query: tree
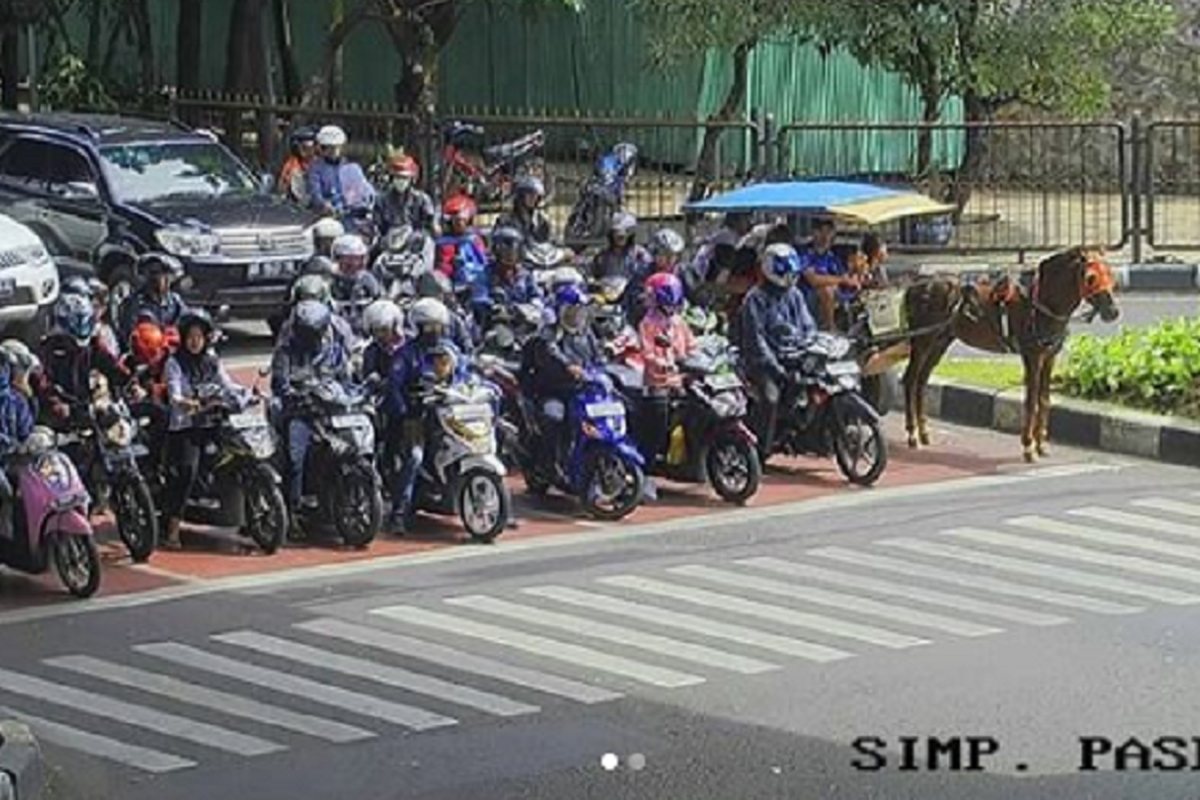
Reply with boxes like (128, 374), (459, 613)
(176, 0), (203, 97)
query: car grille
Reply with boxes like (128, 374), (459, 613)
(215, 227), (310, 260)
(0, 250), (24, 268)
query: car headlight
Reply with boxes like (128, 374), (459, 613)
(156, 226), (219, 257)
(14, 243), (49, 264)
(0, 771), (15, 800)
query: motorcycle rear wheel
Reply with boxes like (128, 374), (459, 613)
(336, 468), (382, 549)
(580, 449), (644, 522)
(53, 535), (101, 599)
(458, 468), (509, 543)
(242, 464), (288, 555)
(114, 477), (159, 564)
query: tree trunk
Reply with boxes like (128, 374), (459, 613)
(223, 0), (271, 162)
(271, 0), (301, 100)
(303, 0), (374, 107)
(0, 26), (17, 110)
(688, 40), (753, 204)
(132, 0), (155, 95)
(176, 0), (202, 106)
(86, 0), (103, 69)
(948, 90), (992, 220)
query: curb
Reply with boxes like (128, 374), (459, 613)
(887, 261), (1200, 293)
(893, 377), (1200, 468)
(0, 719), (43, 800)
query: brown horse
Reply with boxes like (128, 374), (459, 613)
(901, 247), (1120, 462)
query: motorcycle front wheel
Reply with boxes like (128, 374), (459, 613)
(706, 433), (762, 505)
(113, 476), (159, 564)
(53, 534), (101, 598)
(833, 413), (889, 487)
(580, 449), (644, 521)
(335, 466), (382, 549)
(458, 468), (510, 543)
(242, 464), (288, 555)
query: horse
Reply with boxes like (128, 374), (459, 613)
(900, 247), (1120, 462)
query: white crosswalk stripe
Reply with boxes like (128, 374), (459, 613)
(598, 575), (930, 649)
(1131, 497), (1200, 520)
(1069, 507), (1200, 540)
(43, 655), (374, 743)
(444, 595), (777, 674)
(880, 538), (1197, 604)
(1008, 516), (1200, 562)
(0, 668), (282, 756)
(667, 565), (1003, 637)
(213, 631), (541, 717)
(295, 618), (621, 704)
(738, 556), (1077, 623)
(520, 586), (852, 662)
(136, 642), (457, 731)
(2, 706), (197, 774)
(370, 605), (705, 688)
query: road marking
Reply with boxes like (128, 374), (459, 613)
(738, 556), (1074, 624)
(598, 576), (929, 649)
(213, 631), (539, 718)
(0, 668), (281, 756)
(370, 605), (704, 688)
(1131, 498), (1200, 520)
(444, 595), (777, 674)
(521, 586), (851, 662)
(1009, 516), (1200, 562)
(1068, 508), (1200, 540)
(880, 538), (1196, 604)
(135, 642), (457, 731)
(296, 618), (620, 704)
(943, 527), (1200, 586)
(43, 655), (373, 743)
(668, 564), (1002, 637)
(808, 547), (1137, 615)
(1, 706), (196, 774)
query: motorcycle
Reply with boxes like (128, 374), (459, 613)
(374, 225), (435, 303)
(0, 427), (99, 598)
(753, 330), (889, 486)
(566, 142), (638, 241)
(53, 373), (159, 564)
(609, 335), (761, 504)
(280, 374), (382, 548)
(476, 295), (546, 466)
(440, 121), (546, 208)
(515, 367), (644, 521)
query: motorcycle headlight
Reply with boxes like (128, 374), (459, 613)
(105, 419), (135, 448)
(156, 226), (219, 257)
(240, 426), (275, 459)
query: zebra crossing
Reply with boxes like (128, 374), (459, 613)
(7, 492), (1200, 776)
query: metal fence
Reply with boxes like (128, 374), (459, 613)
(1144, 120), (1200, 250)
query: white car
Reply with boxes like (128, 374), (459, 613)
(0, 213), (58, 339)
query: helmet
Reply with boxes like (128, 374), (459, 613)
(291, 274), (332, 305)
(177, 308), (215, 341)
(316, 125), (347, 148)
(491, 225), (524, 262)
(649, 228), (685, 259)
(645, 272), (684, 313)
(548, 266), (584, 291)
(289, 126), (317, 147)
(514, 175), (545, 198)
(553, 282), (589, 333)
(54, 293), (96, 345)
(429, 343), (458, 383)
(363, 299), (403, 339)
(301, 255), (338, 280)
(313, 217), (345, 241)
(443, 194), (477, 221)
(138, 252), (184, 280)
(609, 211), (637, 237)
(331, 234), (369, 261)
(387, 153), (419, 179)
(0, 339), (39, 376)
(763, 243), (802, 288)
(292, 299), (332, 342)
(60, 276), (93, 297)
(410, 297), (451, 331)
(130, 321), (169, 365)
(612, 143), (638, 171)
(416, 270), (452, 300)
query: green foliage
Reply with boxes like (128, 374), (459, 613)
(630, 0), (821, 65)
(40, 51), (117, 112)
(1059, 317), (1200, 418)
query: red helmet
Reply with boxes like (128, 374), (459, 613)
(388, 153), (419, 179)
(131, 322), (172, 366)
(443, 194), (477, 221)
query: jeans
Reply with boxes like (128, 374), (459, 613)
(749, 374), (782, 461)
(393, 417), (425, 518)
(287, 418), (314, 508)
(162, 428), (208, 519)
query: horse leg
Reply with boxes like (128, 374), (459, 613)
(1020, 352), (1041, 463)
(902, 340), (927, 449)
(915, 334), (954, 446)
(1036, 354), (1055, 457)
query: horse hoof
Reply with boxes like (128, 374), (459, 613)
(1023, 449), (1038, 464)
(907, 435), (921, 450)
(918, 431), (932, 447)
(1036, 443), (1050, 458)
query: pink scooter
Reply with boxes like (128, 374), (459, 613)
(0, 427), (99, 598)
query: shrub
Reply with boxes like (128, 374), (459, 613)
(1059, 317), (1200, 418)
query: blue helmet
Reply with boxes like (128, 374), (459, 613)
(54, 293), (96, 345)
(553, 282), (589, 333)
(763, 243), (802, 288)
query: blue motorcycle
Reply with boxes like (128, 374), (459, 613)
(516, 367), (645, 520)
(567, 143), (638, 241)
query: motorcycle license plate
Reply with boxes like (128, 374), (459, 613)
(331, 413), (370, 429)
(451, 404), (492, 422)
(706, 373), (742, 390)
(227, 412), (264, 430)
(827, 361), (860, 376)
(585, 401), (625, 418)
(247, 261), (295, 281)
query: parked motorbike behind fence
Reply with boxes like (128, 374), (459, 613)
(0, 427), (99, 598)
(53, 373), (159, 563)
(515, 366), (645, 521)
(566, 142), (638, 242)
(608, 334), (761, 504)
(440, 121), (546, 208)
(754, 330), (889, 486)
(278, 373), (382, 548)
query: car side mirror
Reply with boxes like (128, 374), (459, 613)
(177, 275), (195, 291)
(62, 181), (100, 202)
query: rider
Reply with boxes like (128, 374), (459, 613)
(117, 253), (187, 345)
(307, 125), (350, 216)
(629, 227), (686, 325)
(414, 271), (477, 355)
(376, 153), (439, 238)
(483, 225), (542, 326)
(436, 194), (489, 286)
(330, 233), (383, 325)
(270, 299), (354, 519)
(0, 342), (35, 520)
(161, 309), (249, 549)
(800, 216), (859, 331)
(686, 211), (754, 289)
(62, 276), (120, 356)
(387, 298), (467, 534)
(280, 126), (317, 206)
(496, 175), (552, 246)
(590, 211), (650, 281)
(737, 243), (817, 460)
(637, 272), (697, 464)
(0, 339), (40, 418)
(312, 217), (345, 259)
(128, 320), (178, 462)
(38, 294), (134, 429)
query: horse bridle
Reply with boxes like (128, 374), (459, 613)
(1029, 255), (1115, 325)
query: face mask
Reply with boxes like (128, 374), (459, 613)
(392, 177), (412, 193)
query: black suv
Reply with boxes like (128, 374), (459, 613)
(0, 112), (318, 320)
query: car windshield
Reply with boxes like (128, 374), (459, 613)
(98, 141), (258, 203)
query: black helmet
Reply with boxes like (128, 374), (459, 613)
(491, 225), (524, 262)
(416, 270), (452, 300)
(289, 125), (317, 147)
(177, 307), (215, 340)
(138, 252), (184, 279)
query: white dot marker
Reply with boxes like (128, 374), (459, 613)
(629, 753), (647, 771)
(601, 753), (619, 771)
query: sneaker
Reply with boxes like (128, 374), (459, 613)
(386, 512), (409, 536)
(642, 479), (659, 502)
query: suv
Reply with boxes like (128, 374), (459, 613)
(0, 212), (58, 339)
(0, 112), (317, 321)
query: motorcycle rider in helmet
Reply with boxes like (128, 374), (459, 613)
(330, 234), (383, 327)
(161, 308), (250, 549)
(496, 175), (551, 246)
(280, 126), (318, 205)
(436, 194), (489, 300)
(479, 225), (542, 331)
(629, 227), (687, 326)
(414, 270), (476, 355)
(376, 153), (439, 238)
(736, 243), (818, 461)
(308, 125), (350, 216)
(312, 217), (345, 259)
(590, 210), (651, 282)
(386, 297), (467, 534)
(270, 299), (354, 523)
(128, 320), (180, 465)
(0, 341), (35, 524)
(637, 272), (697, 461)
(62, 276), (120, 356)
(117, 252), (188, 345)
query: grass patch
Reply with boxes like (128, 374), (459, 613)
(932, 358), (1028, 391)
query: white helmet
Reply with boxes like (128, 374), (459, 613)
(410, 297), (451, 330)
(363, 299), (403, 337)
(762, 243), (802, 288)
(548, 266), (585, 291)
(0, 338), (39, 375)
(316, 125), (347, 147)
(331, 234), (369, 260)
(313, 217), (345, 240)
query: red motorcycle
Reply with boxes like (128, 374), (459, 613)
(440, 121), (546, 208)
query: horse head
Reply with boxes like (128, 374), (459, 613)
(1037, 247), (1120, 323)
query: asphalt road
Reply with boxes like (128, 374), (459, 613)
(5, 430), (1200, 800)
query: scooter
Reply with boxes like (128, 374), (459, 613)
(566, 142), (638, 241)
(0, 427), (99, 598)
